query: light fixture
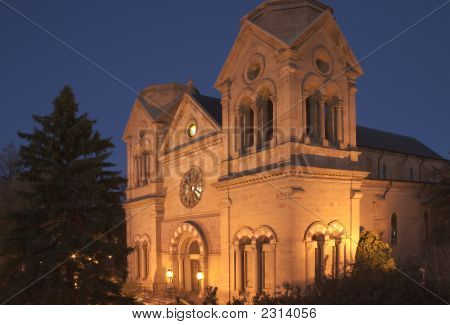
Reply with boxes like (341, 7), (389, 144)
(108, 255), (112, 259)
(196, 271), (204, 281)
(166, 268), (174, 283)
(71, 254), (76, 259)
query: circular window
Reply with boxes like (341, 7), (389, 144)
(187, 123), (197, 138)
(312, 46), (333, 76)
(244, 54), (265, 84)
(316, 59), (330, 74)
(180, 167), (204, 209)
(247, 62), (261, 81)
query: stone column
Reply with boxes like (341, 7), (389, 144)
(350, 190), (364, 263)
(252, 245), (258, 292)
(251, 101), (261, 152)
(318, 95), (327, 145)
(302, 92), (308, 140)
(135, 155), (140, 187)
(178, 256), (184, 290)
(270, 244), (276, 293)
(335, 99), (344, 146)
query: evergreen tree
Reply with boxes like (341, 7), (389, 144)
(0, 86), (135, 304)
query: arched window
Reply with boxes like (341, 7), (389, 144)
(325, 102), (334, 143)
(135, 242), (142, 279)
(424, 211), (429, 240)
(238, 237), (251, 290)
(391, 213), (398, 246)
(142, 242), (149, 279)
(240, 103), (254, 152)
(313, 233), (325, 281)
(260, 97), (274, 144)
(256, 236), (271, 292)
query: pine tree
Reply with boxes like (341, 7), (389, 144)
(0, 86), (135, 304)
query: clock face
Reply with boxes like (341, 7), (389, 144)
(180, 167), (204, 208)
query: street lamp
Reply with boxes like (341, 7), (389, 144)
(196, 271), (204, 281)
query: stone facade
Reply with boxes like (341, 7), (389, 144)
(122, 0), (445, 302)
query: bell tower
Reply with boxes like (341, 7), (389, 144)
(215, 0), (363, 177)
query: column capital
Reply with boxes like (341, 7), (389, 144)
(318, 95), (327, 105)
(250, 102), (261, 112)
(335, 99), (344, 110)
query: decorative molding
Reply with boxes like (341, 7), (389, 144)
(218, 198), (232, 209)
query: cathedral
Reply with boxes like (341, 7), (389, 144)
(122, 0), (445, 301)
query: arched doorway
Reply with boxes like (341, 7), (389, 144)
(168, 223), (208, 295)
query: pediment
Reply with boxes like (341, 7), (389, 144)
(291, 11), (363, 77)
(122, 99), (156, 142)
(215, 20), (289, 88)
(160, 93), (221, 155)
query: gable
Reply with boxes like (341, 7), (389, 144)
(291, 11), (363, 76)
(215, 20), (288, 88)
(160, 93), (221, 155)
(122, 100), (155, 141)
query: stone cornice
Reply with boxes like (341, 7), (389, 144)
(214, 165), (369, 190)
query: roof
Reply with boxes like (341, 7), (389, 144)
(357, 125), (443, 160)
(247, 0), (332, 44)
(192, 94), (222, 126)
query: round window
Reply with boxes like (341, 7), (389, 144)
(187, 123), (197, 138)
(312, 46), (333, 76)
(247, 62), (261, 81)
(316, 59), (330, 74)
(180, 167), (204, 208)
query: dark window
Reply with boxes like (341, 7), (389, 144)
(391, 213), (398, 246)
(410, 168), (414, 181)
(263, 99), (274, 143)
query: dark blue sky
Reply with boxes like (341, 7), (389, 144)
(1, 0), (449, 173)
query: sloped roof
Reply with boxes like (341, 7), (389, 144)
(192, 94), (222, 126)
(357, 126), (442, 160)
(246, 0), (333, 44)
(137, 82), (191, 122)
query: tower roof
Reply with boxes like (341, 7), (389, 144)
(245, 0), (334, 44)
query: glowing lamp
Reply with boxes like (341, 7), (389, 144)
(166, 269), (174, 280)
(196, 271), (204, 281)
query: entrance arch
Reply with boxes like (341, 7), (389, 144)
(169, 222), (208, 295)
